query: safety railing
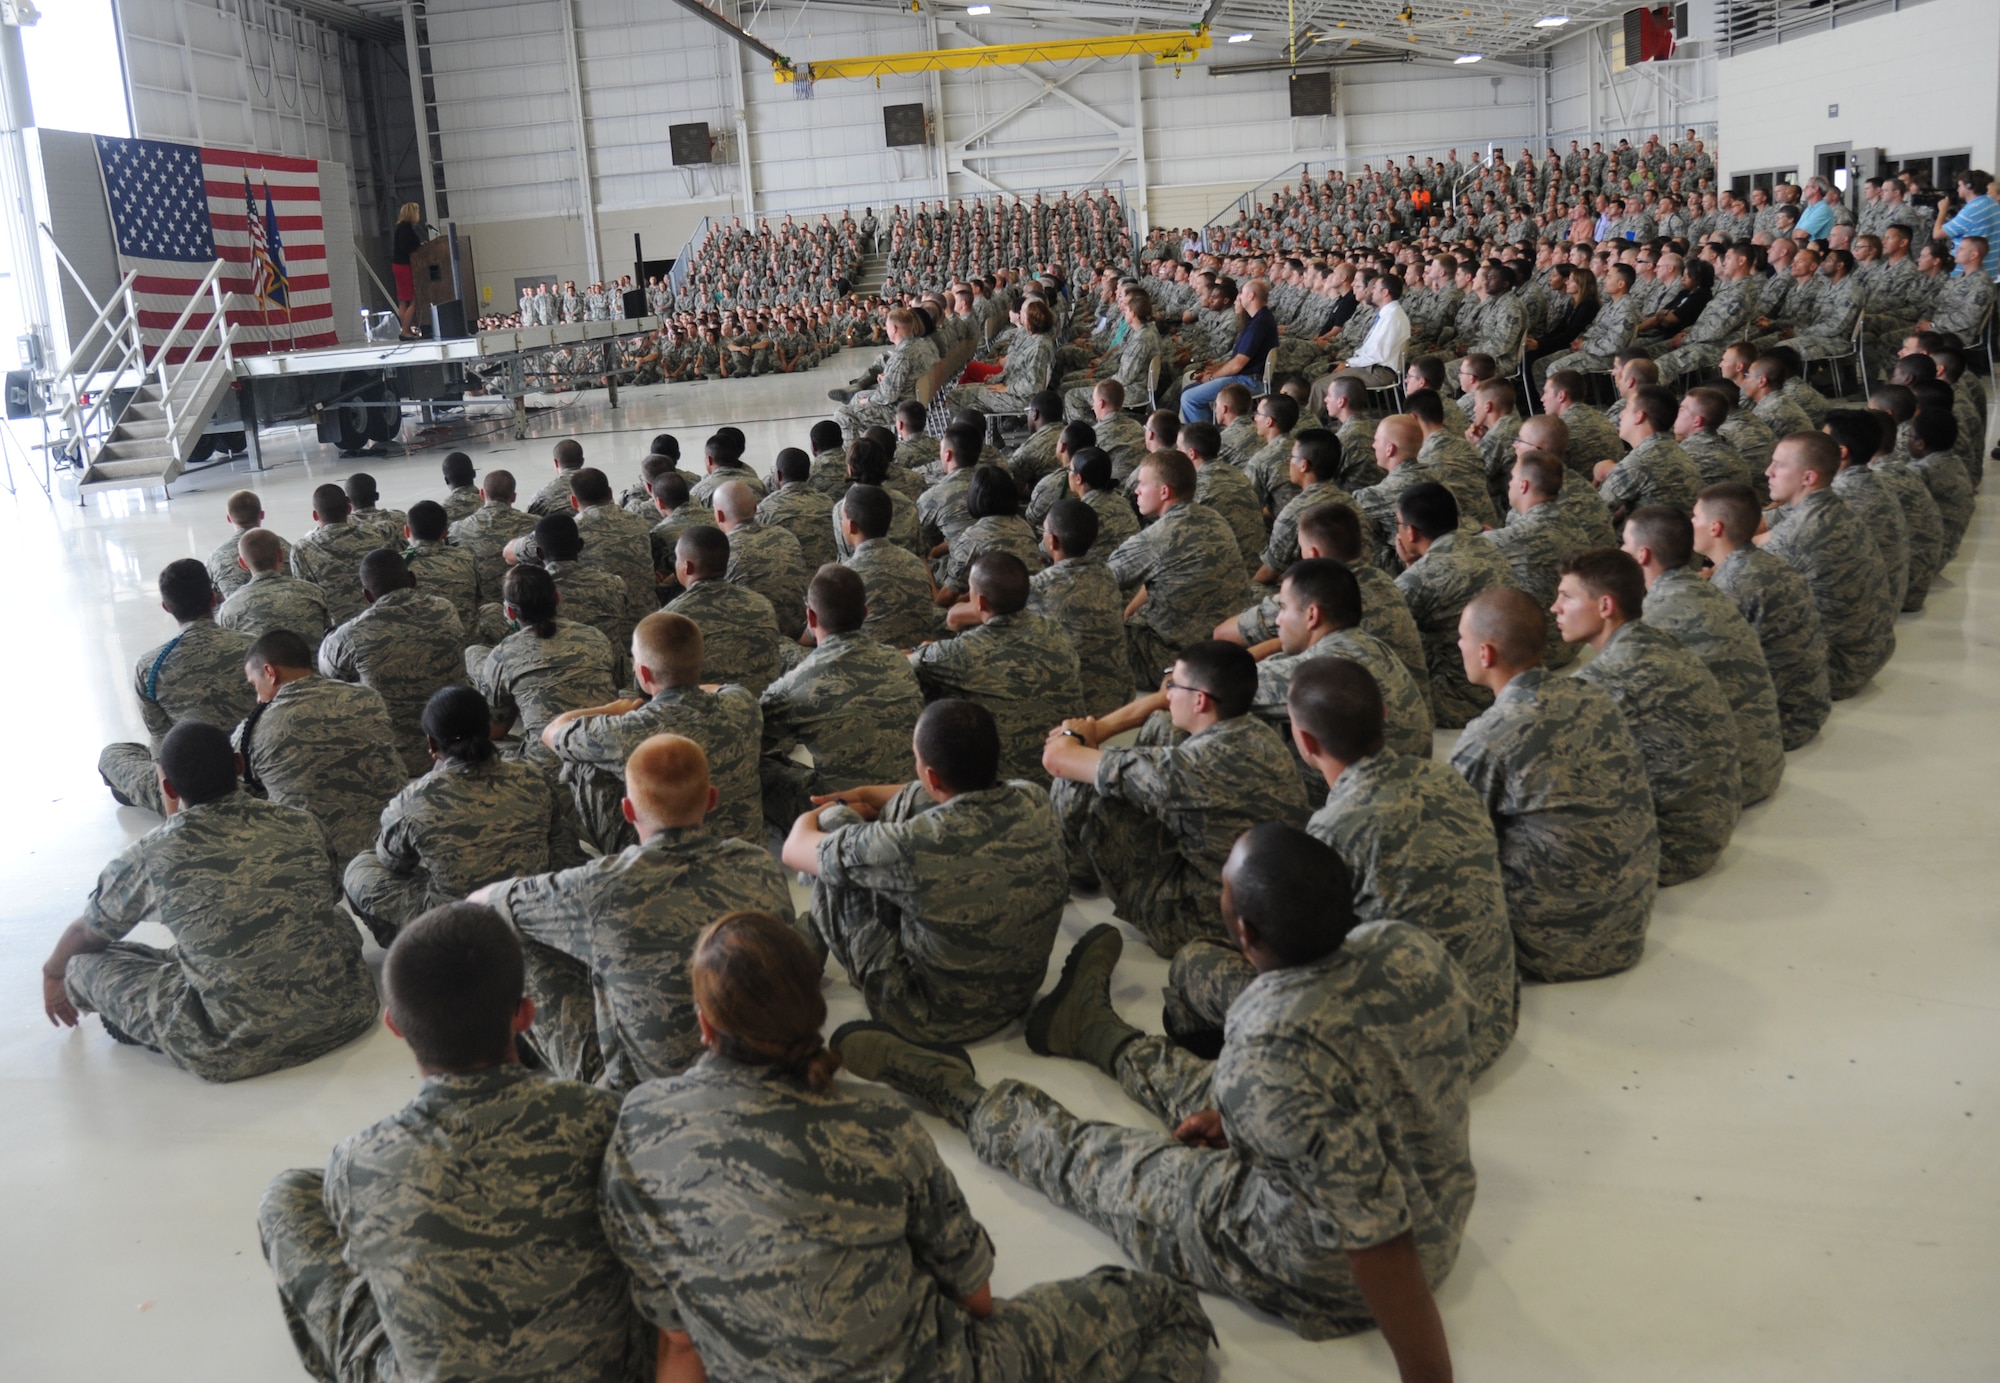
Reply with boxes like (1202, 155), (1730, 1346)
(51, 269), (146, 475)
(154, 261), (237, 460)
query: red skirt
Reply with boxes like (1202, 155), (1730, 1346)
(392, 262), (414, 301)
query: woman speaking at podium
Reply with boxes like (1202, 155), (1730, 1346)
(392, 203), (429, 340)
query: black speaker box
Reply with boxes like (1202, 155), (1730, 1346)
(884, 103), (927, 148)
(431, 299), (467, 340)
(670, 123), (713, 166)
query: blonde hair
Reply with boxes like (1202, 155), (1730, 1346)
(397, 202), (423, 226)
(624, 733), (711, 823)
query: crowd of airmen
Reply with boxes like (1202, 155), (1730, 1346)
(38, 138), (1997, 1383)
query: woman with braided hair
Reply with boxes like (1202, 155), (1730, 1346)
(599, 908), (1214, 1383)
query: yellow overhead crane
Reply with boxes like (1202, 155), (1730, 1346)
(773, 26), (1213, 84)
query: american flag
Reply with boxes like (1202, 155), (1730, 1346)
(94, 136), (336, 362)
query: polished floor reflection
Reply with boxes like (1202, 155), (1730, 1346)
(1, 360), (1994, 1380)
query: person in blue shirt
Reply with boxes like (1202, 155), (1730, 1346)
(1180, 279), (1277, 424)
(1937, 170), (2000, 277)
(1795, 178), (1836, 242)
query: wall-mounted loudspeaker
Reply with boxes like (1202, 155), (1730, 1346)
(883, 103), (927, 148)
(669, 123), (713, 166)
(1288, 72), (1333, 118)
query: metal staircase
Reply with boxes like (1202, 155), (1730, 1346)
(56, 260), (238, 494)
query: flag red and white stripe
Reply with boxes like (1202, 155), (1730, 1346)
(95, 136), (338, 363)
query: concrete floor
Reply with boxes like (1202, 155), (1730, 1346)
(0, 358), (1995, 1380)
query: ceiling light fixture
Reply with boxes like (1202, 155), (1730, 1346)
(1227, 31), (1253, 42)
(966, 4), (990, 12)
(1454, 52), (1483, 63)
(1533, 14), (1571, 26)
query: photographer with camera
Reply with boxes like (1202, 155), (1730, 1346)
(1935, 169), (2000, 279)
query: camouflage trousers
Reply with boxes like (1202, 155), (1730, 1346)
(1650, 339), (1728, 385)
(1122, 621), (1182, 699)
(65, 941), (376, 1084)
(563, 763), (641, 857)
(1050, 778), (1225, 959)
(962, 1266), (1211, 1383)
(807, 879), (1022, 1045)
(1655, 799), (1739, 890)
(256, 1170), (394, 1383)
(519, 938), (607, 1085)
(968, 1036), (1373, 1341)
(1531, 348), (1611, 391)
(835, 399), (898, 440)
(1063, 385), (1105, 422)
(341, 853), (437, 945)
(1161, 939), (1256, 1042)
(950, 384), (1030, 416)
(98, 743), (166, 815)
(759, 754), (820, 835)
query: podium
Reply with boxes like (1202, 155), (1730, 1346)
(410, 226), (478, 336)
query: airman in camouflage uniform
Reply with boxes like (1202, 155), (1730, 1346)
(469, 618), (622, 762)
(547, 680), (763, 854)
(344, 751), (585, 942)
(217, 565), (331, 656)
(291, 501), (380, 626)
(1030, 545), (1140, 714)
(665, 573), (789, 695)
(1868, 451), (1945, 612)
(1760, 476), (1896, 699)
(910, 603), (1083, 786)
(1652, 265), (1756, 382)
(806, 775), (1069, 1043)
(846, 530), (939, 651)
(1172, 750), (1516, 1076)
(98, 569), (255, 815)
(450, 486), (539, 598)
(1257, 626), (1432, 767)
(441, 482), (484, 523)
(56, 780), (377, 1082)
(602, 1053), (1209, 1383)
(259, 1059), (648, 1383)
(1829, 454), (1911, 618)
(205, 526), (290, 600)
(402, 534), (482, 638)
(1191, 451), (1265, 576)
(1451, 658), (1660, 981)
(760, 628), (925, 828)
(1262, 478), (1355, 579)
(757, 475), (839, 572)
(1109, 486), (1245, 690)
(720, 515), (810, 639)
(489, 815), (792, 1088)
(1639, 562), (1786, 806)
(1398, 524), (1515, 729)
(236, 662), (410, 862)
(1570, 605), (1742, 887)
(862, 912), (1476, 1343)
(1598, 430), (1704, 519)
(1052, 703), (1307, 956)
(318, 577), (466, 774)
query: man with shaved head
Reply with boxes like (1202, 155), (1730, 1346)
(317, 549), (466, 773)
(1350, 413), (1427, 568)
(449, 467), (538, 597)
(1755, 432), (1896, 698)
(473, 733), (791, 1089)
(1693, 483), (1831, 749)
(217, 528), (333, 654)
(1449, 588), (1659, 981)
(713, 478), (809, 638)
(1515, 415), (1617, 549)
(541, 610), (764, 854)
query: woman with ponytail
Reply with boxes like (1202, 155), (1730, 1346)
(468, 564), (623, 761)
(599, 909), (1212, 1383)
(342, 685), (585, 945)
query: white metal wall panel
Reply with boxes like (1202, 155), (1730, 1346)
(26, 129), (122, 363)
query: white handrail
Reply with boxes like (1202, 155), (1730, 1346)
(54, 269), (140, 381)
(157, 261), (230, 397)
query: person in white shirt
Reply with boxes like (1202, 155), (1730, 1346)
(1319, 274), (1411, 394)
